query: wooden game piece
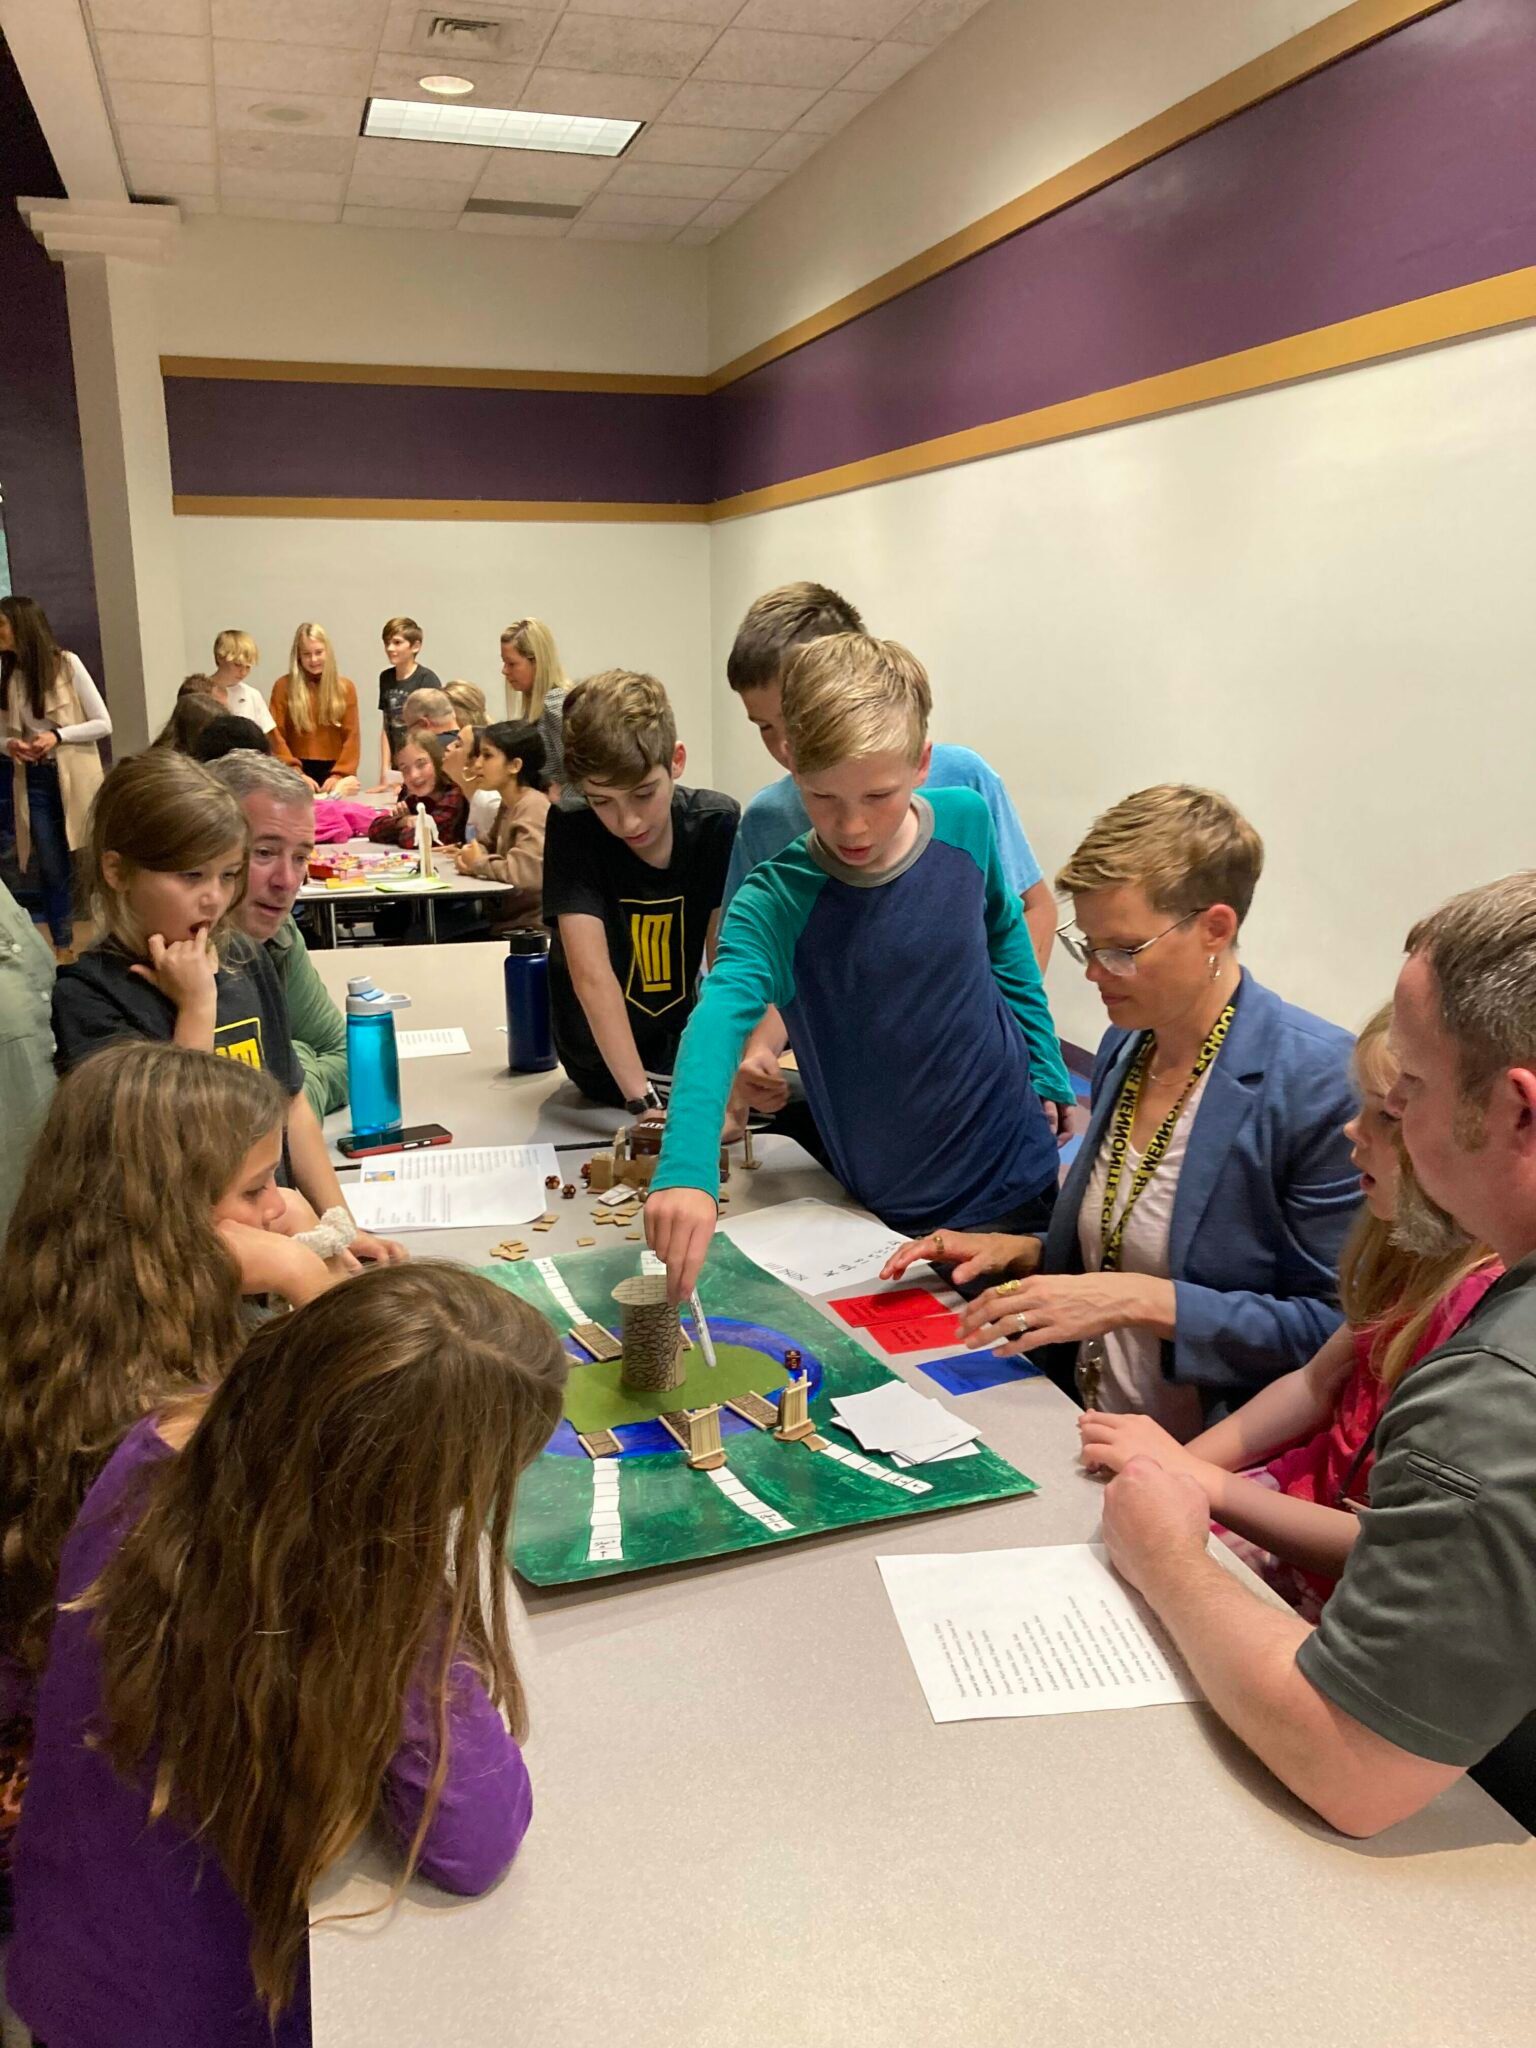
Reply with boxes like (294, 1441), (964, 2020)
(723, 1391), (778, 1430)
(561, 1183), (576, 1200)
(684, 1405), (726, 1471)
(577, 1236), (595, 1247)
(784, 1348), (802, 1374)
(657, 1410), (692, 1450)
(774, 1374), (815, 1443)
(742, 1127), (760, 1170)
(533, 1222), (555, 1232)
(588, 1154), (614, 1192)
(577, 1430), (622, 1459)
(569, 1321), (623, 1363)
(612, 1274), (685, 1394)
(626, 1231), (641, 1241)
(544, 1173), (560, 1190)
(801, 1433), (829, 1453)
(579, 1160), (592, 1184)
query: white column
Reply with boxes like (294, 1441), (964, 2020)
(19, 200), (184, 754)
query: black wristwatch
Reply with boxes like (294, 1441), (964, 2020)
(625, 1087), (663, 1116)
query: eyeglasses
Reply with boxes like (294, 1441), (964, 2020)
(1056, 909), (1208, 979)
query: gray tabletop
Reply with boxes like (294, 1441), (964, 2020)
(308, 946), (1535, 2048)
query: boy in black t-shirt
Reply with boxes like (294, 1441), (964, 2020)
(543, 670), (738, 1110)
(377, 615), (442, 784)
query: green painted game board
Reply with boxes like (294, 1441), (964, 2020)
(486, 1236), (1037, 1586)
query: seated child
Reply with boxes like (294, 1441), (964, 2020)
(192, 712), (272, 762)
(377, 616), (442, 782)
(454, 720), (549, 930)
(368, 732), (469, 849)
(210, 630), (276, 736)
(542, 672), (738, 1110)
(1077, 1003), (1501, 1618)
(151, 675), (223, 754)
(646, 634), (1072, 1298)
(9, 1262), (567, 2048)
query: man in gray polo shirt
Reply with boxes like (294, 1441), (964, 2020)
(1098, 872), (1536, 1836)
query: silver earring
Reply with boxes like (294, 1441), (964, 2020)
(1209, 954), (1219, 980)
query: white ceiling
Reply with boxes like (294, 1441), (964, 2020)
(84, 0), (992, 245)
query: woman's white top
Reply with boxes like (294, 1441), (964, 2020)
(467, 789), (503, 842)
(8, 652), (111, 743)
(1075, 1063), (1212, 1440)
(222, 679), (276, 733)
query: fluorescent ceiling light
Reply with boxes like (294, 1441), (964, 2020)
(362, 97), (641, 157)
(418, 74), (476, 96)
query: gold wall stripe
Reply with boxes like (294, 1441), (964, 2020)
(161, 357), (710, 397)
(709, 267), (1536, 522)
(172, 495), (711, 524)
(706, 0), (1453, 389)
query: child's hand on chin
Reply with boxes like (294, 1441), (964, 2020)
(131, 928), (218, 1012)
(217, 1219), (334, 1306)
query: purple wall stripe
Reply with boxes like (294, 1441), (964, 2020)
(164, 0), (1533, 514)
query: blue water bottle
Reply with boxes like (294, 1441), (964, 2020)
(346, 975), (411, 1140)
(504, 933), (556, 1073)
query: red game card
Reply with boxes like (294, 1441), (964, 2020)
(870, 1313), (963, 1354)
(831, 1288), (947, 1329)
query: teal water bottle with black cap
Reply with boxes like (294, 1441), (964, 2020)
(345, 975), (411, 1140)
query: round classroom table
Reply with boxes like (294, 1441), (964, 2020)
(309, 944), (1534, 2048)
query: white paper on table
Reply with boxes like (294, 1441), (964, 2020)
(396, 1028), (471, 1060)
(347, 1142), (560, 1232)
(830, 1383), (980, 1460)
(718, 1198), (913, 1294)
(892, 1443), (980, 1467)
(362, 1143), (559, 1184)
(877, 1546), (1200, 1724)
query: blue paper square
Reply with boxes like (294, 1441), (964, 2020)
(916, 1349), (1042, 1396)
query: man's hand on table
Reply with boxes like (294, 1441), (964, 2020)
(1100, 1455), (1211, 1600)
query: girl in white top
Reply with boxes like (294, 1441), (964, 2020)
(1, 595), (111, 952)
(210, 630), (276, 736)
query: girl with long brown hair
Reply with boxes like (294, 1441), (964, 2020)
(268, 622), (361, 794)
(1078, 1004), (1501, 1616)
(8, 1262), (567, 2047)
(0, 593), (112, 955)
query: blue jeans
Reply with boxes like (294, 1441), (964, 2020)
(23, 759), (74, 946)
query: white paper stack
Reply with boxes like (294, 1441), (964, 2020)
(829, 1383), (981, 1465)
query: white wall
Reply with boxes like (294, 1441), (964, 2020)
(175, 514), (713, 783)
(158, 214), (709, 376)
(709, 324), (1536, 1053)
(709, 0), (1355, 367)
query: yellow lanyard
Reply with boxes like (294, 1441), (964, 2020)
(1097, 1003), (1236, 1272)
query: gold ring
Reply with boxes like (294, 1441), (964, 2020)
(931, 1232), (946, 1257)
(994, 1278), (1022, 1296)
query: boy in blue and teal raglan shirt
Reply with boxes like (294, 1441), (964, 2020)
(646, 633), (1073, 1300)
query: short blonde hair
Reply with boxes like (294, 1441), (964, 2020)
(562, 670), (676, 790)
(444, 678), (488, 726)
(1056, 785), (1264, 926)
(501, 618), (569, 724)
(213, 630), (258, 668)
(780, 634), (930, 777)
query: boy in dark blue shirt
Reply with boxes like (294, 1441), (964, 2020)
(647, 633), (1071, 1298)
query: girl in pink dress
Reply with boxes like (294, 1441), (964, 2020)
(1078, 1003), (1500, 1619)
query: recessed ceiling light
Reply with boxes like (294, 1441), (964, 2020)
(418, 74), (476, 96)
(362, 96), (641, 157)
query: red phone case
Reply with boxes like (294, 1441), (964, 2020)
(338, 1125), (452, 1159)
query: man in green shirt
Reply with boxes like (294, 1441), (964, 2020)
(207, 752), (347, 1120)
(0, 876), (55, 1233)
(1099, 871), (1536, 1837)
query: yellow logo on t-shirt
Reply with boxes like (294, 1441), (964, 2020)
(214, 1014), (264, 1069)
(623, 897), (685, 1017)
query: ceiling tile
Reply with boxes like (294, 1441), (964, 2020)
(347, 170), (478, 209)
(661, 78), (821, 128)
(379, 1), (556, 62)
(126, 156), (218, 196)
(837, 39), (925, 92)
(353, 135), (492, 181)
(896, 0), (991, 43)
(626, 123), (778, 168)
(751, 127), (823, 171)
(696, 29), (869, 89)
(736, 0), (913, 30)
(519, 67), (681, 120)
(581, 189), (703, 225)
(214, 37), (374, 93)
(690, 195), (748, 229)
(607, 158), (735, 199)
(572, 0), (739, 20)
(568, 218), (680, 241)
(719, 165), (783, 202)
(216, 85), (362, 136)
(106, 79), (213, 127)
(673, 220), (721, 244)
(87, 0), (209, 31)
(343, 203), (458, 229)
(219, 129), (355, 173)
(222, 197), (344, 221)
(367, 52), (534, 103)
(117, 120), (216, 164)
(96, 31), (212, 85)
(792, 87), (874, 133)
(210, 0), (388, 49)
(474, 150), (615, 199)
(221, 165), (350, 203)
(541, 15), (716, 80)
(456, 211), (570, 236)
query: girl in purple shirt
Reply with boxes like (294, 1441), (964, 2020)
(10, 1261), (568, 2047)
